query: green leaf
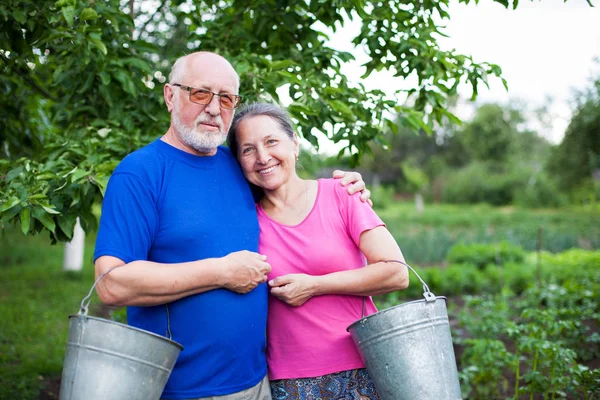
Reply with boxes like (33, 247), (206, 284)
(41, 205), (61, 215)
(330, 100), (356, 119)
(122, 58), (152, 72)
(276, 71), (302, 85)
(113, 70), (137, 96)
(99, 71), (111, 85)
(57, 215), (76, 240)
(20, 208), (31, 235)
(33, 208), (56, 232)
(5, 167), (23, 182)
(270, 60), (296, 70)
(55, 0), (76, 7)
(71, 168), (88, 183)
(12, 10), (27, 24)
(1, 204), (22, 222)
(80, 8), (99, 21)
(288, 102), (318, 116)
(92, 175), (109, 197)
(62, 6), (76, 27)
(88, 35), (108, 56)
(0, 197), (20, 213)
(35, 173), (57, 181)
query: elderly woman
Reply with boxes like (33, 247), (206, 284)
(228, 103), (409, 400)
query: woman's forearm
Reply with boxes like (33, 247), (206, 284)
(311, 260), (408, 297)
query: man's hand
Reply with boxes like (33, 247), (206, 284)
(333, 170), (372, 206)
(269, 274), (317, 307)
(221, 250), (271, 294)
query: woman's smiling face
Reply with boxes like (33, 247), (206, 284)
(235, 115), (299, 191)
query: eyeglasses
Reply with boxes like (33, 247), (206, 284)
(171, 83), (242, 109)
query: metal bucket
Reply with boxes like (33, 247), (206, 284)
(347, 261), (462, 400)
(59, 268), (183, 400)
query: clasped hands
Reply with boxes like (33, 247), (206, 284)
(269, 273), (317, 307)
(222, 251), (316, 306)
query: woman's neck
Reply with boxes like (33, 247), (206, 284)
(260, 177), (316, 225)
(261, 175), (306, 211)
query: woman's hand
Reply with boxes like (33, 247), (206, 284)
(269, 274), (318, 307)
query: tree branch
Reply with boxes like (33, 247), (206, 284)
(0, 54), (58, 101)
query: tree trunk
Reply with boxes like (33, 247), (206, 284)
(415, 193), (424, 213)
(63, 218), (85, 272)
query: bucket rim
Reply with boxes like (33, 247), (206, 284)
(347, 296), (447, 332)
(68, 314), (184, 350)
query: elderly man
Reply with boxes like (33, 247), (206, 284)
(94, 51), (369, 400)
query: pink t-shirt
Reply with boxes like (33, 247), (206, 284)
(257, 178), (385, 380)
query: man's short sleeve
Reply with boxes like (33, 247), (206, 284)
(94, 172), (158, 263)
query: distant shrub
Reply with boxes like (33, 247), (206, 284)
(513, 173), (567, 208)
(539, 249), (600, 284)
(443, 264), (485, 294)
(503, 262), (536, 295)
(447, 241), (526, 269)
(370, 184), (397, 210)
(377, 249), (600, 304)
(440, 163), (568, 208)
(441, 162), (517, 206)
(568, 178), (600, 206)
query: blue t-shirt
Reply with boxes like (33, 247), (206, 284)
(94, 140), (267, 398)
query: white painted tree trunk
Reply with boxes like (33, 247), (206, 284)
(415, 193), (424, 214)
(63, 218), (85, 271)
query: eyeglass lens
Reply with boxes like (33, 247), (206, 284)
(191, 90), (237, 109)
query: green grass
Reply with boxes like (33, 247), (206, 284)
(376, 202), (600, 264)
(0, 229), (97, 400)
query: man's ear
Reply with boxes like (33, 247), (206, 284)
(164, 84), (175, 112)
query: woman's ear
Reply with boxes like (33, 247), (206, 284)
(293, 133), (300, 160)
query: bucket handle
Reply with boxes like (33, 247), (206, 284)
(79, 266), (175, 340)
(79, 266), (123, 316)
(362, 260), (436, 318)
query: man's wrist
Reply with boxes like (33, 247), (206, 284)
(208, 257), (228, 288)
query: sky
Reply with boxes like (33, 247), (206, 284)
(323, 0), (600, 146)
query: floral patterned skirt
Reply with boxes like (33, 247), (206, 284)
(270, 368), (380, 400)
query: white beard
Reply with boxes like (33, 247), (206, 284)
(172, 107), (228, 153)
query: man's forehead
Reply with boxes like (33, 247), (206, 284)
(186, 73), (238, 93)
(183, 55), (239, 92)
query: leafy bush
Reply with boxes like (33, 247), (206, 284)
(440, 162), (569, 208)
(459, 338), (516, 399)
(378, 202), (600, 264)
(513, 173), (568, 208)
(446, 241), (525, 269)
(441, 162), (518, 206)
(502, 262), (536, 295)
(369, 184), (397, 210)
(457, 275), (599, 399)
(539, 248), (600, 284)
(380, 249), (600, 302)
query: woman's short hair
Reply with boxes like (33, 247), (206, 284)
(227, 103), (295, 159)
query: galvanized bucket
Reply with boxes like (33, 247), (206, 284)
(59, 268), (183, 400)
(347, 260), (462, 400)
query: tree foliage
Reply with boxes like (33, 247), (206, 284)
(357, 102), (558, 207)
(459, 103), (521, 163)
(0, 0), (539, 240)
(547, 70), (600, 197)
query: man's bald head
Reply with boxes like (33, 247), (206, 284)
(168, 52), (240, 92)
